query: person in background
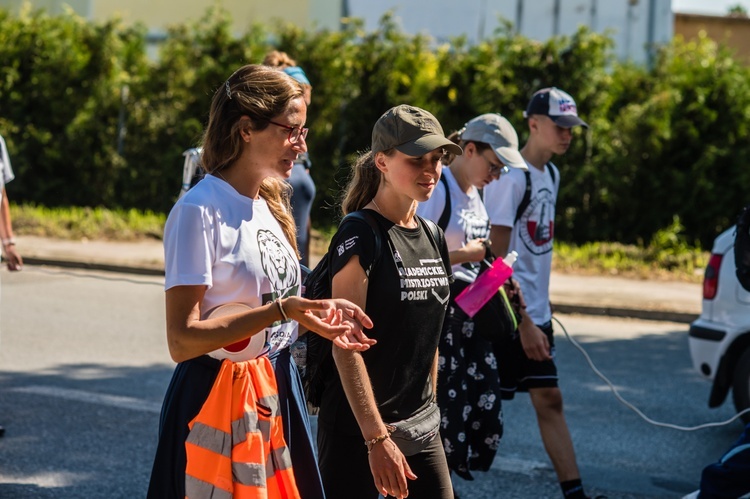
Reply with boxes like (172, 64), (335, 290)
(146, 64), (373, 499)
(263, 50), (316, 267)
(316, 105), (460, 499)
(416, 113), (527, 489)
(484, 87), (600, 499)
(0, 132), (23, 439)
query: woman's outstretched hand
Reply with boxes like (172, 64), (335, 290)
(284, 296), (376, 351)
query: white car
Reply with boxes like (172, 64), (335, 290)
(689, 226), (750, 423)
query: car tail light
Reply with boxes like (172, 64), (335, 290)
(703, 253), (723, 300)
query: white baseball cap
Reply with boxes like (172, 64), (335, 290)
(459, 113), (527, 170)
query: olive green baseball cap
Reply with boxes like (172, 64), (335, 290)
(372, 105), (463, 157)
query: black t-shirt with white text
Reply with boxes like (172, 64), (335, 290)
(318, 210), (451, 435)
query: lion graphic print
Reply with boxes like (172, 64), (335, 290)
(257, 229), (300, 349)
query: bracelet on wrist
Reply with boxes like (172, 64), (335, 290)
(365, 433), (390, 453)
(275, 298), (288, 322)
(2, 237), (15, 247)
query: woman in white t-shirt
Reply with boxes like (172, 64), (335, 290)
(417, 114), (527, 484)
(147, 64), (373, 499)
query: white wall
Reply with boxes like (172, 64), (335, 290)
(346, 0), (673, 65)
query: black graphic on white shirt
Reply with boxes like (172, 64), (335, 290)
(257, 230), (299, 349)
(520, 188), (555, 256)
(258, 229), (298, 291)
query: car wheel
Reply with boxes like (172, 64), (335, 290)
(732, 347), (750, 424)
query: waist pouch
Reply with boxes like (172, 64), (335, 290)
(385, 401), (441, 456)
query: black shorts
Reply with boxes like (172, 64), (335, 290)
(494, 321), (558, 400)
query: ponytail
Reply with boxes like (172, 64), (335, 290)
(341, 150), (394, 215)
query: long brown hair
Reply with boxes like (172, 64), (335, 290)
(340, 149), (395, 215)
(201, 64), (303, 255)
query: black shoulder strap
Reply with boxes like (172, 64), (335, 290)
(514, 163), (555, 224)
(437, 174), (451, 232)
(547, 162), (556, 184)
(420, 216), (453, 283)
(342, 210), (383, 275)
(515, 170), (532, 225)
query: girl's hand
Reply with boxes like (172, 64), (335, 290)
(326, 298), (376, 351)
(368, 438), (417, 499)
(504, 278), (527, 310)
(463, 238), (489, 263)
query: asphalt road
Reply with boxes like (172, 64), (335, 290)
(0, 267), (743, 498)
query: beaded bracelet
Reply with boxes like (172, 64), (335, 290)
(1, 238), (15, 247)
(275, 298), (288, 321)
(365, 433), (390, 453)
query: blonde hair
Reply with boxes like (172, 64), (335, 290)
(201, 64), (303, 256)
(263, 50), (297, 69)
(340, 149), (394, 215)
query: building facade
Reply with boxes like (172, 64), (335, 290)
(674, 12), (750, 63)
(0, 0), (344, 34)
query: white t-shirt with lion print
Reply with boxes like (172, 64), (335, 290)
(164, 174), (301, 359)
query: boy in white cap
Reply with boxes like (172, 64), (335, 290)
(484, 88), (600, 499)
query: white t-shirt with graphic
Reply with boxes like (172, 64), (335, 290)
(164, 174), (301, 358)
(417, 168), (490, 284)
(484, 161), (559, 325)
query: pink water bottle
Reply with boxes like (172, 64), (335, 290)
(455, 251), (518, 317)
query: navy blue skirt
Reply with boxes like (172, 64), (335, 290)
(147, 348), (325, 499)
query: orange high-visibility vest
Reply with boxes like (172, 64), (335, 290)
(185, 357), (300, 499)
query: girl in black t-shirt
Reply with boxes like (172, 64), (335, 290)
(316, 105), (462, 499)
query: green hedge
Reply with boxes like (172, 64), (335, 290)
(1, 7), (748, 247)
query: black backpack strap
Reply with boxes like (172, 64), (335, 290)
(514, 163), (556, 224)
(437, 174), (451, 232)
(514, 170), (532, 225)
(547, 162), (556, 184)
(420, 216), (454, 284)
(342, 210), (383, 275)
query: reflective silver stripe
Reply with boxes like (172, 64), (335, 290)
(259, 394), (280, 416)
(232, 409), (258, 447)
(232, 409), (273, 446)
(186, 421), (232, 457)
(232, 461), (267, 487)
(271, 445), (294, 472)
(262, 446), (294, 478)
(185, 474), (233, 499)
